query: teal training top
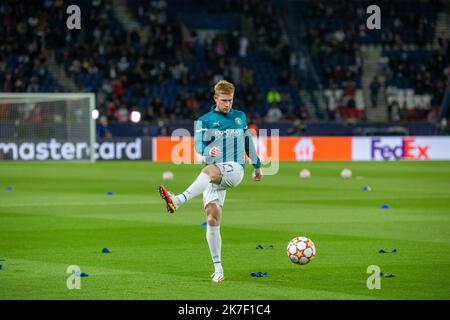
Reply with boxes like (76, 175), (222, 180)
(194, 106), (261, 170)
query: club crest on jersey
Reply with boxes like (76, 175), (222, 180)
(235, 117), (242, 125)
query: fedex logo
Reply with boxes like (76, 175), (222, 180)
(371, 138), (429, 160)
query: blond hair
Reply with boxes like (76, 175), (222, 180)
(214, 80), (235, 95)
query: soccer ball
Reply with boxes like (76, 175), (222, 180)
(162, 171), (174, 181)
(341, 168), (352, 179)
(299, 169), (311, 179)
(286, 237), (316, 265)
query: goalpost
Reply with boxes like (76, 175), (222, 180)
(0, 93), (96, 162)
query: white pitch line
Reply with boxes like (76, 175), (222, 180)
(0, 200), (164, 208)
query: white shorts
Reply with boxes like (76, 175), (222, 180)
(203, 161), (244, 208)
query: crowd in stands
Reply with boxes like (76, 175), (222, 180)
(378, 37), (449, 121)
(0, 0), (63, 93)
(1, 0), (308, 126)
(1, 0), (449, 129)
(47, 0), (304, 125)
(294, 0), (365, 120)
(297, 0), (442, 47)
(292, 0), (447, 121)
(161, 0), (305, 121)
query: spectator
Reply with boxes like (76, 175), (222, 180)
(439, 66), (450, 122)
(241, 84), (258, 111)
(27, 77), (40, 92)
(370, 77), (381, 108)
(266, 88), (281, 105)
(240, 67), (254, 87)
(29, 106), (42, 124)
(185, 94), (200, 115)
(144, 104), (156, 121)
(297, 51), (307, 73)
(229, 59), (241, 85)
(239, 36), (248, 58)
(265, 104), (283, 122)
(117, 57), (130, 73)
(115, 104), (129, 122)
(151, 98), (165, 118)
(287, 118), (306, 136)
(97, 115), (112, 138)
(157, 119), (169, 135)
(113, 80), (124, 98)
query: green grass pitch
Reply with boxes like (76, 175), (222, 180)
(0, 161), (449, 300)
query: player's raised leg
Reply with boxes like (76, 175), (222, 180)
(205, 201), (224, 283)
(159, 164), (222, 213)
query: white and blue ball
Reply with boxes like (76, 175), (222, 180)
(162, 171), (174, 181)
(299, 169), (311, 179)
(341, 168), (352, 179)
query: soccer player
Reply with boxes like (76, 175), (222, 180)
(159, 80), (262, 283)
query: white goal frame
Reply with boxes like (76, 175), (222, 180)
(0, 93), (96, 162)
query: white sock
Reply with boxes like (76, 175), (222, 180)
(174, 172), (211, 207)
(206, 224), (223, 273)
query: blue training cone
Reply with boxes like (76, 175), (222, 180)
(74, 271), (89, 277)
(250, 272), (268, 278)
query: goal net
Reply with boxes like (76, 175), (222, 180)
(0, 93), (96, 162)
